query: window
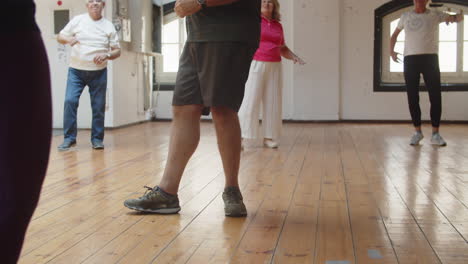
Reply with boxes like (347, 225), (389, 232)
(151, 2), (187, 91)
(54, 10), (70, 35)
(159, 14), (186, 85)
(389, 16), (407, 73)
(374, 0), (468, 92)
(438, 18), (458, 72)
(464, 13), (468, 71)
(162, 17), (186, 73)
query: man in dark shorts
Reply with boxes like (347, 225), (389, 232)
(124, 0), (260, 217)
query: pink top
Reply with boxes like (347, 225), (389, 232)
(253, 16), (285, 62)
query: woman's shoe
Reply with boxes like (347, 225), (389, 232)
(263, 139), (279, 148)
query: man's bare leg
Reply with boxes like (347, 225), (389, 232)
(124, 105), (246, 215)
(211, 106), (247, 216)
(158, 105), (203, 194)
(211, 106), (241, 187)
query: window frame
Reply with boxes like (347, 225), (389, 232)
(374, 0), (468, 92)
(159, 14), (186, 82)
(153, 1), (185, 91)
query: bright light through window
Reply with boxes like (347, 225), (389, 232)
(439, 22), (457, 72)
(464, 42), (468, 71)
(439, 22), (457, 41)
(161, 18), (185, 73)
(464, 15), (468, 40)
(389, 18), (462, 73)
(390, 19), (405, 41)
(439, 42), (457, 72)
(390, 42), (404, 72)
(390, 19), (405, 72)
(162, 44), (179, 72)
(162, 19), (179, 43)
(464, 15), (468, 71)
(380, 4), (467, 87)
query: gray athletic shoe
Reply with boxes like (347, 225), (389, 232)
(58, 140), (76, 151)
(431, 133), (447, 146)
(92, 140), (104, 149)
(409, 132), (424, 146)
(222, 186), (247, 217)
(124, 186), (181, 214)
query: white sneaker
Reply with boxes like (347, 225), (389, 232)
(431, 133), (447, 146)
(409, 132), (424, 146)
(264, 139), (279, 148)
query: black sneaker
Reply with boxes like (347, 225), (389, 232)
(222, 186), (247, 217)
(124, 186), (181, 214)
(92, 141), (104, 149)
(58, 140), (76, 151)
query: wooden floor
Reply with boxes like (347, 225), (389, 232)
(19, 122), (468, 264)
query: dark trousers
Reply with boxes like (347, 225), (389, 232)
(403, 54), (442, 128)
(0, 32), (52, 263)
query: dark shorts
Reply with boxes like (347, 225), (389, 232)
(173, 42), (257, 115)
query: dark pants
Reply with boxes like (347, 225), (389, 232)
(0, 31), (52, 263)
(403, 54), (442, 128)
(63, 68), (107, 143)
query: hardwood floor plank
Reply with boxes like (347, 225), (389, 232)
(271, 125), (323, 264)
(339, 129), (399, 264)
(313, 125), (355, 264)
(15, 122), (468, 264)
(124, 125), (304, 264)
(228, 128), (309, 264)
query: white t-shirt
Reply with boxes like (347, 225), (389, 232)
(60, 14), (120, 71)
(397, 9), (448, 57)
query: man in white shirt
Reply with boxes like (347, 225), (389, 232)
(390, 0), (463, 146)
(57, 0), (121, 150)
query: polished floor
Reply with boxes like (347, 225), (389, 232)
(19, 122), (468, 264)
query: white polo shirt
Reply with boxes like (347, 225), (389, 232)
(397, 9), (448, 57)
(60, 14), (120, 71)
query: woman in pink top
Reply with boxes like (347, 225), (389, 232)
(238, 0), (305, 148)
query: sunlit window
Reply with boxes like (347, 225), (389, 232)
(390, 19), (405, 72)
(439, 21), (458, 72)
(389, 17), (460, 73)
(161, 18), (186, 74)
(381, 4), (468, 86)
(464, 14), (468, 72)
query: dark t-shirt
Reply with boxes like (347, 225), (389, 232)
(186, 0), (261, 46)
(2, 0), (39, 32)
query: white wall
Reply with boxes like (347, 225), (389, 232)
(36, 0), (148, 129)
(279, 0), (294, 119)
(37, 0), (468, 124)
(112, 0), (154, 127)
(154, 0), (341, 121)
(281, 0), (468, 121)
(111, 43), (149, 127)
(341, 0), (409, 120)
(290, 0), (341, 120)
(37, 0), (89, 128)
(340, 0), (468, 121)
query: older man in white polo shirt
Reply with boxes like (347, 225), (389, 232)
(57, 0), (120, 150)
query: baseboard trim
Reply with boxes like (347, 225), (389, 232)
(283, 120), (468, 124)
(153, 119), (468, 124)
